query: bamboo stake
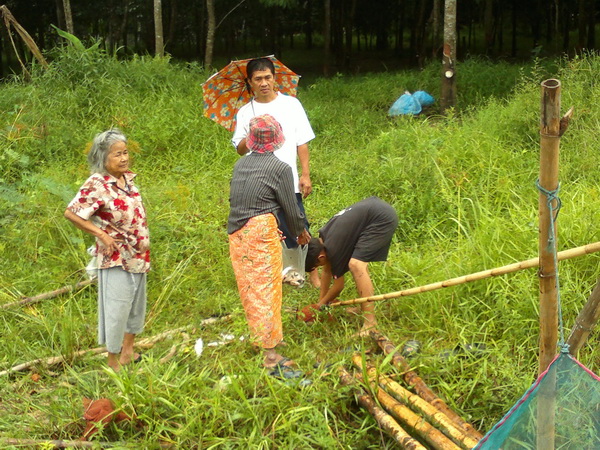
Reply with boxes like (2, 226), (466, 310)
(329, 241), (600, 307)
(0, 315), (231, 376)
(538, 78), (561, 373)
(538, 77), (563, 450)
(339, 367), (426, 449)
(0, 438), (174, 448)
(1, 279), (96, 310)
(370, 331), (483, 441)
(567, 279), (600, 356)
(353, 354), (479, 450)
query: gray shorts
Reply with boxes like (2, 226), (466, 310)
(98, 266), (147, 354)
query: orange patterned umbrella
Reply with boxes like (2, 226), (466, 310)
(202, 55), (300, 132)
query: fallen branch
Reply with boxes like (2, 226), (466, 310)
(0, 5), (49, 78)
(353, 354), (479, 450)
(371, 331), (483, 441)
(0, 437), (173, 448)
(339, 366), (426, 449)
(331, 241), (600, 307)
(1, 279), (96, 310)
(0, 315), (231, 376)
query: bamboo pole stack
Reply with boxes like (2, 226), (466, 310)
(339, 333), (481, 449)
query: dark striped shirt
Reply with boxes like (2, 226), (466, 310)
(228, 152), (306, 236)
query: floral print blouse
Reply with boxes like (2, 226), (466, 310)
(67, 172), (150, 273)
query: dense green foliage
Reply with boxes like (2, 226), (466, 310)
(1, 47), (599, 447)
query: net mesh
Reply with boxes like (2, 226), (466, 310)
(475, 352), (600, 449)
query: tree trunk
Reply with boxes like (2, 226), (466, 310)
(343, 0), (357, 71)
(431, 0), (442, 57)
(54, 0), (66, 30)
(323, 0), (331, 77)
(484, 0), (494, 54)
(204, 0), (215, 68)
(304, 0), (313, 49)
(168, 0), (178, 45)
(154, 0), (164, 57)
(511, 0), (517, 56)
(441, 0), (457, 112)
(587, 0), (596, 49)
(63, 0), (74, 34)
(119, 0), (130, 52)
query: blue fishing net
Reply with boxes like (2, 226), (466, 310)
(475, 352), (600, 449)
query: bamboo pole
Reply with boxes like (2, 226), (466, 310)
(370, 331), (483, 441)
(538, 78), (563, 450)
(353, 354), (479, 450)
(1, 279), (96, 310)
(0, 315), (231, 376)
(329, 241), (600, 307)
(339, 367), (427, 449)
(538, 78), (561, 373)
(567, 279), (600, 356)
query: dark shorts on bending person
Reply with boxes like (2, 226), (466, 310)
(277, 193), (310, 249)
(352, 199), (398, 263)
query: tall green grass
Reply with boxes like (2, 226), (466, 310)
(1, 47), (599, 446)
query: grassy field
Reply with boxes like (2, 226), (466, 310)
(1, 46), (599, 448)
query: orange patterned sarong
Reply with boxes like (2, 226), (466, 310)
(229, 213), (283, 349)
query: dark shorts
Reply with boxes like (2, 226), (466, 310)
(277, 193), (310, 249)
(351, 200), (398, 263)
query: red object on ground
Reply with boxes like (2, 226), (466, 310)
(81, 397), (132, 440)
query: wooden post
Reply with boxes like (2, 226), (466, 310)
(538, 78), (562, 450)
(567, 279), (600, 356)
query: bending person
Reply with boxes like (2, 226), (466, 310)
(300, 197), (398, 336)
(228, 114), (310, 369)
(65, 129), (150, 371)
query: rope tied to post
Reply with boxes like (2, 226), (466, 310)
(536, 178), (568, 350)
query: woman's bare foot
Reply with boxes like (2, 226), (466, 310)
(263, 349), (295, 368)
(352, 323), (378, 338)
(107, 353), (121, 372)
(119, 352), (141, 366)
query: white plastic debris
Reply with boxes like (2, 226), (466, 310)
(194, 338), (204, 356)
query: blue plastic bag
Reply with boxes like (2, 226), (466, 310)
(413, 90), (435, 107)
(388, 91), (421, 116)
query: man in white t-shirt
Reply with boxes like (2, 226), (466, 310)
(232, 57), (320, 287)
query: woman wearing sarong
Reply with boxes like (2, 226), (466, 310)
(228, 114), (310, 369)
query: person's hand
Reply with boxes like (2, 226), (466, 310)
(277, 229), (285, 241)
(297, 229), (311, 246)
(98, 232), (122, 256)
(299, 174), (312, 198)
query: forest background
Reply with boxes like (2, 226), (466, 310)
(1, 0), (599, 78)
(0, 0), (600, 448)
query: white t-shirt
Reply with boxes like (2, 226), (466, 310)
(231, 92), (315, 193)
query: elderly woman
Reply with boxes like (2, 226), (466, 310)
(228, 114), (310, 369)
(64, 128), (150, 371)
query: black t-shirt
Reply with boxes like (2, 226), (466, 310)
(319, 196), (398, 277)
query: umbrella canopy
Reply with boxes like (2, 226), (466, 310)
(202, 55), (300, 132)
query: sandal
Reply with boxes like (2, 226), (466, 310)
(264, 356), (295, 369)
